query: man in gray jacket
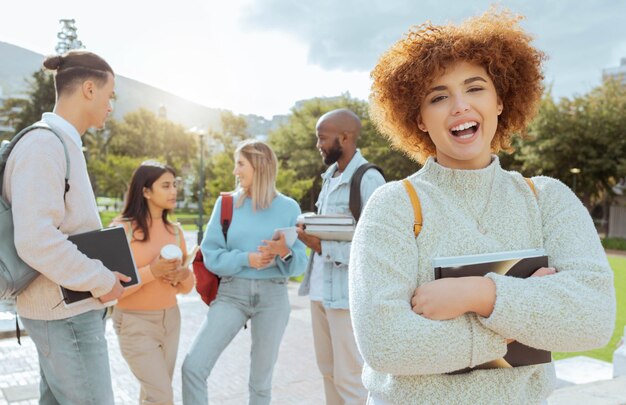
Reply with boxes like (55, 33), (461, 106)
(297, 108), (385, 405)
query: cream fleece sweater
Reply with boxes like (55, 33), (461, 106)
(349, 156), (615, 405)
(2, 117), (115, 320)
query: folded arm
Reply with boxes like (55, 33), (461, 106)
(479, 177), (616, 351)
(349, 183), (507, 375)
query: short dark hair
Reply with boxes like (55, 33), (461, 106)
(43, 50), (114, 96)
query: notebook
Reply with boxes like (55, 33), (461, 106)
(432, 248), (552, 371)
(60, 226), (140, 307)
(259, 227), (298, 269)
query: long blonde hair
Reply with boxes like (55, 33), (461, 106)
(234, 139), (278, 210)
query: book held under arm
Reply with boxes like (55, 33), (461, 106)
(432, 248), (552, 371)
(60, 226), (140, 307)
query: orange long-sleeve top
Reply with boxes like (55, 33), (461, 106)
(111, 218), (195, 311)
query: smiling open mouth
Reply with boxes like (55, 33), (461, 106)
(450, 121), (479, 139)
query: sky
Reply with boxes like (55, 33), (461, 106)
(2, 0), (625, 119)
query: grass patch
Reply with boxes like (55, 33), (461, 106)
(99, 211), (202, 231)
(553, 255), (626, 363)
(602, 237), (626, 251)
(171, 213), (202, 231)
(289, 247), (311, 282)
(99, 211), (120, 226)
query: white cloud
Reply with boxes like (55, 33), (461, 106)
(1, 0), (625, 118)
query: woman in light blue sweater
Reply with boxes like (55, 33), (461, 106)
(350, 8), (616, 405)
(182, 140), (307, 405)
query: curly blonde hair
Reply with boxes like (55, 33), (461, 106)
(369, 8), (546, 162)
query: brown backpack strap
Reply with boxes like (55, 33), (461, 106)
(402, 179), (422, 238)
(525, 177), (537, 198)
(402, 177), (535, 239)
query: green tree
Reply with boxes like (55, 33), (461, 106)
(514, 79), (626, 211)
(276, 165), (314, 203)
(107, 109), (197, 170)
(89, 153), (144, 202)
(208, 111), (249, 156)
(268, 94), (417, 210)
(204, 151), (236, 213)
(200, 111), (252, 214)
(0, 69), (55, 140)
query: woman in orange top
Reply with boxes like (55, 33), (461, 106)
(111, 160), (194, 405)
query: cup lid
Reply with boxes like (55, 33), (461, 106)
(161, 244), (182, 260)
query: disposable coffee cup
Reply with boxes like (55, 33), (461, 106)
(161, 244), (183, 260)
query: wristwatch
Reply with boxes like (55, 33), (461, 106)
(280, 251), (293, 262)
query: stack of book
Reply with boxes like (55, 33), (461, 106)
(301, 214), (355, 241)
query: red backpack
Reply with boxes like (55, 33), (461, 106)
(193, 192), (233, 305)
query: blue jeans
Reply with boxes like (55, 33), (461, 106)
(21, 309), (114, 405)
(182, 277), (291, 405)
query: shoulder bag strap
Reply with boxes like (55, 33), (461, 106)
(524, 177), (537, 198)
(220, 192), (234, 242)
(0, 123), (71, 199)
(401, 179), (422, 238)
(401, 177), (536, 239)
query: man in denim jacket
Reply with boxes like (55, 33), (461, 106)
(297, 109), (385, 405)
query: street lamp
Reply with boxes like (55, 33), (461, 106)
(197, 132), (205, 245)
(570, 167), (581, 194)
(189, 127), (207, 246)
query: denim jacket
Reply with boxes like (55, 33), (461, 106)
(298, 150), (385, 309)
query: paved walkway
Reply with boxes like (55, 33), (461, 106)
(4, 286), (626, 405)
(0, 284), (324, 405)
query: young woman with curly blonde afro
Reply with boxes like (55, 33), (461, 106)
(349, 9), (616, 405)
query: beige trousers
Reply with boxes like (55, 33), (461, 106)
(112, 306), (181, 405)
(311, 300), (368, 405)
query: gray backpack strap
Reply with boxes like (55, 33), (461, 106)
(0, 122), (71, 199)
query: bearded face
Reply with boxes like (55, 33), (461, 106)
(322, 137), (343, 166)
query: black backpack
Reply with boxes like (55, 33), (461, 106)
(348, 163), (385, 222)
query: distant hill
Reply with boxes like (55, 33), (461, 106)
(0, 41), (286, 135)
(0, 41), (42, 96)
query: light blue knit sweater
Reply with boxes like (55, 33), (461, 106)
(201, 192), (307, 279)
